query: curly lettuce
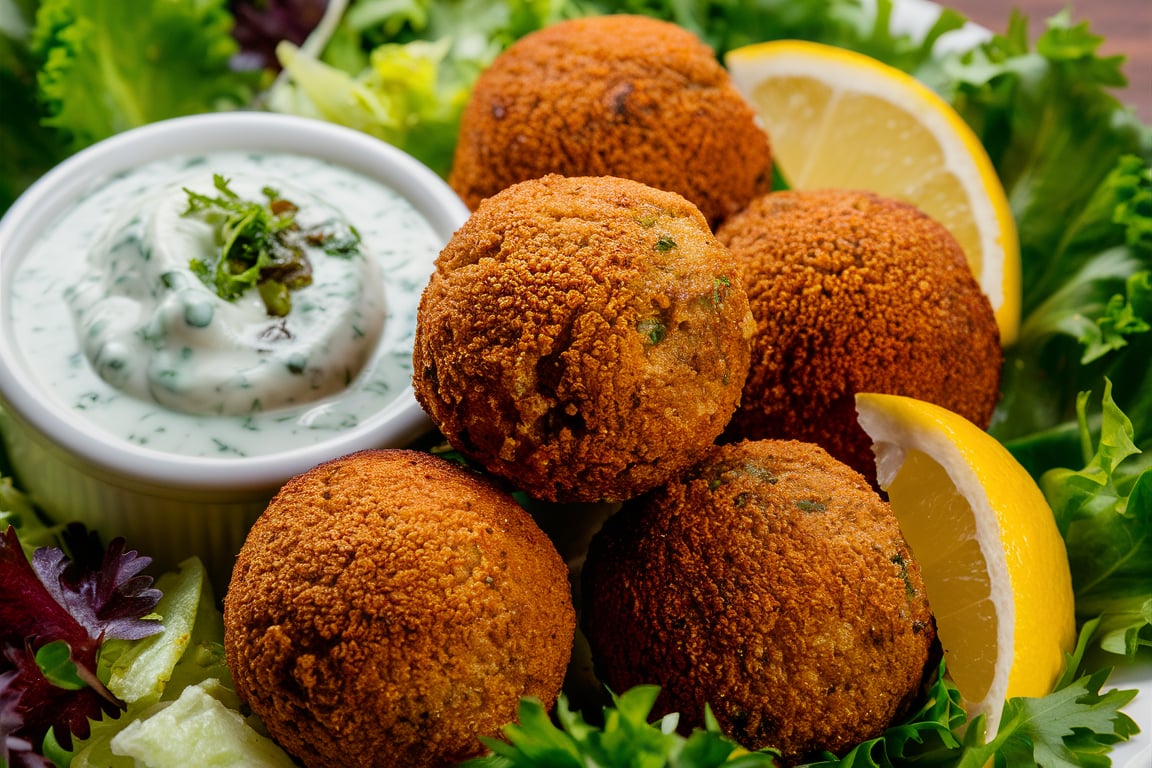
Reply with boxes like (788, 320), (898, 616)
(30, 0), (258, 151)
(463, 634), (1139, 768)
(266, 0), (590, 177)
(1042, 381), (1152, 658)
(0, 0), (70, 213)
(264, 0), (970, 179)
(942, 11), (1152, 476)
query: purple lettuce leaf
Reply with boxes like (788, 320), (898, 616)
(32, 536), (164, 643)
(229, 0), (330, 71)
(0, 525), (163, 752)
(1, 667), (53, 768)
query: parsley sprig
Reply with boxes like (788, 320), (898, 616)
(182, 174), (361, 317)
(463, 620), (1138, 768)
(460, 685), (779, 767)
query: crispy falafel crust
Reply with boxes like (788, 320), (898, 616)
(715, 189), (1002, 480)
(223, 449), (576, 768)
(582, 439), (938, 763)
(448, 14), (772, 226)
(413, 174), (755, 504)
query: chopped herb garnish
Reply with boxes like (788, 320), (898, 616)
(182, 175), (361, 317)
(258, 280), (292, 318)
(743, 461), (778, 484)
(310, 221), (363, 257)
(655, 234), (677, 252)
(210, 437), (246, 456)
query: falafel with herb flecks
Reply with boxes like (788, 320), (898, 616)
(448, 14), (772, 227)
(715, 188), (1002, 483)
(413, 174), (755, 504)
(581, 438), (939, 763)
(223, 449), (576, 768)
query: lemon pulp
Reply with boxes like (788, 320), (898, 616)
(856, 392), (1076, 736)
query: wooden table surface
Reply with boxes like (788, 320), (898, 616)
(945, 0), (1151, 120)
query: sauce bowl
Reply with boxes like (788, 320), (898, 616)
(0, 113), (470, 589)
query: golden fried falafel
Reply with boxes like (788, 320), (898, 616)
(581, 439), (937, 762)
(413, 174), (755, 504)
(715, 189), (1002, 481)
(448, 15), (772, 227)
(223, 449), (576, 768)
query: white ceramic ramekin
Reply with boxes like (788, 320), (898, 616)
(0, 113), (469, 590)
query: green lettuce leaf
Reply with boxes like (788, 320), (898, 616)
(266, 0), (965, 179)
(463, 629), (1139, 768)
(943, 11), (1152, 479)
(944, 10), (1150, 302)
(0, 1), (71, 214)
(66, 556), (248, 767)
(805, 620), (1140, 767)
(270, 35), (471, 178)
(1041, 380), (1152, 657)
(30, 0), (258, 151)
(267, 0), (589, 176)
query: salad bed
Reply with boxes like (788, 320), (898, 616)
(2, 0), (1150, 766)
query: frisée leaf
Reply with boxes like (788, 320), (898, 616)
(946, 10), (1152, 476)
(1041, 380), (1152, 657)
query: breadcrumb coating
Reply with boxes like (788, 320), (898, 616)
(715, 189), (1002, 481)
(448, 14), (772, 227)
(582, 439), (938, 762)
(413, 174), (755, 503)
(223, 449), (575, 768)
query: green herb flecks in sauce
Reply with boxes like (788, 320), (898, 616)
(13, 151), (436, 453)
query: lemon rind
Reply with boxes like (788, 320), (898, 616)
(726, 40), (1021, 345)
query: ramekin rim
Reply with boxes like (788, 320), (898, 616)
(0, 112), (467, 491)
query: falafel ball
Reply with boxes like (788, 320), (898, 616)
(413, 174), (756, 504)
(715, 189), (1002, 481)
(448, 15), (772, 227)
(223, 449), (576, 768)
(582, 439), (938, 762)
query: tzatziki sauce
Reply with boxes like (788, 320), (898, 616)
(6, 152), (439, 457)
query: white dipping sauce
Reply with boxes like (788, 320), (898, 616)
(7, 152), (439, 458)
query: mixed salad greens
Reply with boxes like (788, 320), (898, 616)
(1, 0), (1150, 766)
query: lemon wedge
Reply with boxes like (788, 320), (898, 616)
(726, 40), (1021, 345)
(854, 392), (1076, 736)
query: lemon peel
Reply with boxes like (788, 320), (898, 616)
(855, 392), (1076, 736)
(726, 40), (1020, 345)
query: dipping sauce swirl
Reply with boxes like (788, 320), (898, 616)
(7, 152), (439, 457)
